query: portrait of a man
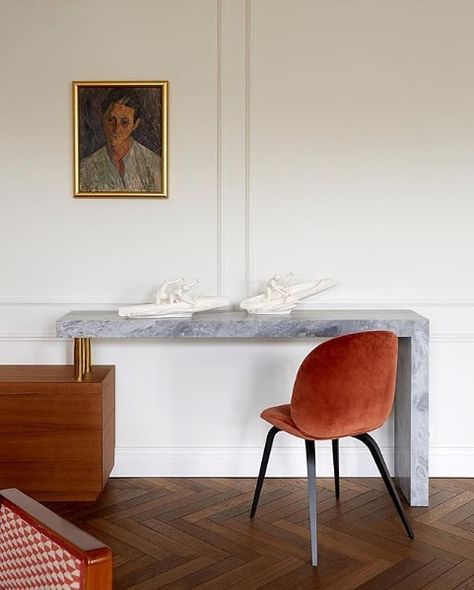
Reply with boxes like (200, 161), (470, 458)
(73, 82), (168, 198)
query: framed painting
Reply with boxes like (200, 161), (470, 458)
(73, 81), (168, 198)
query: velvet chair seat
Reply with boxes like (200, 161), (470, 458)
(260, 404), (306, 438)
(261, 404), (386, 440)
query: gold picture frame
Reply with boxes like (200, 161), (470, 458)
(73, 81), (168, 198)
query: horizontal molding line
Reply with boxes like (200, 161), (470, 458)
(0, 297), (120, 306)
(431, 333), (474, 342)
(111, 445), (474, 478)
(1, 333), (474, 343)
(0, 333), (58, 342)
(2, 296), (474, 307)
(299, 298), (474, 309)
(114, 445), (474, 454)
(113, 445), (394, 478)
(115, 445), (392, 454)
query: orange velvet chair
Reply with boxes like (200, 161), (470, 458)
(0, 488), (112, 589)
(250, 331), (414, 566)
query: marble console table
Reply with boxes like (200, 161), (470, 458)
(57, 309), (429, 506)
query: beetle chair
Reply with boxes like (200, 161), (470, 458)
(249, 331), (414, 567)
(0, 488), (112, 589)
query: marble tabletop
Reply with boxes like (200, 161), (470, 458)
(56, 309), (428, 339)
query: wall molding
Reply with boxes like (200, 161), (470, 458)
(430, 333), (474, 342)
(298, 297), (474, 309)
(0, 297), (120, 306)
(1, 331), (474, 343)
(216, 0), (223, 295)
(1, 296), (474, 307)
(217, 0), (250, 302)
(244, 0), (251, 297)
(112, 445), (474, 478)
(0, 333), (58, 342)
(113, 444), (393, 477)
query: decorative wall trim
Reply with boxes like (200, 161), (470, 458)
(113, 444), (391, 477)
(111, 445), (474, 478)
(429, 447), (474, 477)
(244, 0), (251, 297)
(1, 331), (474, 343)
(298, 297), (474, 309)
(430, 333), (474, 343)
(216, 0), (223, 295)
(2, 296), (474, 307)
(0, 333), (58, 342)
(0, 297), (120, 306)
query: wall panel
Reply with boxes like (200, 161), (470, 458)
(0, 0), (473, 477)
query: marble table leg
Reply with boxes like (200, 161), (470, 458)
(394, 329), (430, 506)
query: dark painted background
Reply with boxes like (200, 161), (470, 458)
(78, 85), (163, 160)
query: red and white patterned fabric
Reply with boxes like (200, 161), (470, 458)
(0, 504), (83, 590)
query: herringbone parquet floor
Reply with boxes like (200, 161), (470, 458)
(48, 478), (474, 589)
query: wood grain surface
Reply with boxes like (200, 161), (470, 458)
(47, 477), (474, 589)
(0, 365), (115, 501)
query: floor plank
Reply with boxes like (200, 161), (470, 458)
(45, 478), (474, 589)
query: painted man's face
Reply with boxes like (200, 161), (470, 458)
(103, 102), (140, 148)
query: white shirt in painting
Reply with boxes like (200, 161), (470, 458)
(79, 139), (162, 192)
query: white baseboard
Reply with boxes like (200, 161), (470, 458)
(111, 445), (382, 478)
(111, 446), (474, 478)
(429, 447), (474, 477)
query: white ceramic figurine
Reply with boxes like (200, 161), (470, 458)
(119, 279), (229, 318)
(240, 274), (336, 314)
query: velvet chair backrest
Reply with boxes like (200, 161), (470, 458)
(290, 331), (398, 439)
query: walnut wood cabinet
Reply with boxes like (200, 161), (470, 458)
(0, 365), (115, 501)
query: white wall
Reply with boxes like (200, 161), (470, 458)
(1, 0), (473, 477)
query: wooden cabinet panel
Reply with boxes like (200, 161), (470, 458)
(0, 365), (115, 501)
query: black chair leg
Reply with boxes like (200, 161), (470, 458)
(250, 426), (280, 518)
(354, 433), (415, 539)
(305, 439), (318, 567)
(332, 439), (340, 499)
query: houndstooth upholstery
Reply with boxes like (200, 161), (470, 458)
(0, 503), (83, 590)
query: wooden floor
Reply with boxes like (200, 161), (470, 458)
(47, 478), (474, 589)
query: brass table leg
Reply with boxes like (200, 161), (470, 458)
(74, 338), (92, 381)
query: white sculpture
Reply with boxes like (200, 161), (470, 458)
(156, 278), (199, 305)
(118, 279), (229, 318)
(240, 274), (336, 315)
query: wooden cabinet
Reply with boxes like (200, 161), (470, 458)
(0, 365), (115, 501)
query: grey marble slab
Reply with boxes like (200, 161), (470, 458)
(56, 309), (428, 339)
(56, 308), (429, 507)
